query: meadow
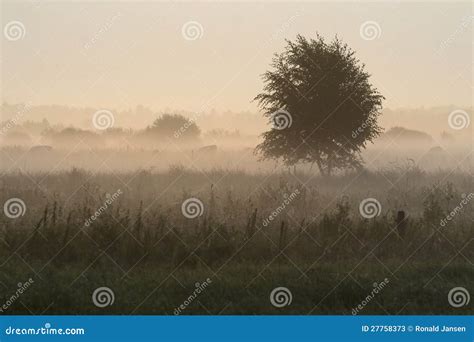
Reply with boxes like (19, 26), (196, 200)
(2, 0), (473, 321)
(0, 164), (472, 315)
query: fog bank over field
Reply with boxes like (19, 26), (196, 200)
(0, 104), (472, 174)
(1, 103), (472, 136)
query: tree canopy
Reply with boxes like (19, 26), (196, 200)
(146, 114), (200, 142)
(255, 34), (384, 175)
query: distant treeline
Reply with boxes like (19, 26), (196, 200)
(0, 112), (256, 149)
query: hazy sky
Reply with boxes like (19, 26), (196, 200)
(1, 1), (472, 113)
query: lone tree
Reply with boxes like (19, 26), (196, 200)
(255, 34), (384, 176)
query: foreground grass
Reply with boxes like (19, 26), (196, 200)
(1, 168), (472, 315)
(2, 260), (472, 315)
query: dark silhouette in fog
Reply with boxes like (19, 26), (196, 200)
(254, 34), (384, 176)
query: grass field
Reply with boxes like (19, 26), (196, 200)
(0, 167), (473, 314)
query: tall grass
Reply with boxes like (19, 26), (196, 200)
(0, 167), (472, 314)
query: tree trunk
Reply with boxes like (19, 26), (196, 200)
(315, 157), (325, 176)
(327, 153), (334, 177)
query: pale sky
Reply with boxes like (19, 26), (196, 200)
(1, 1), (472, 113)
